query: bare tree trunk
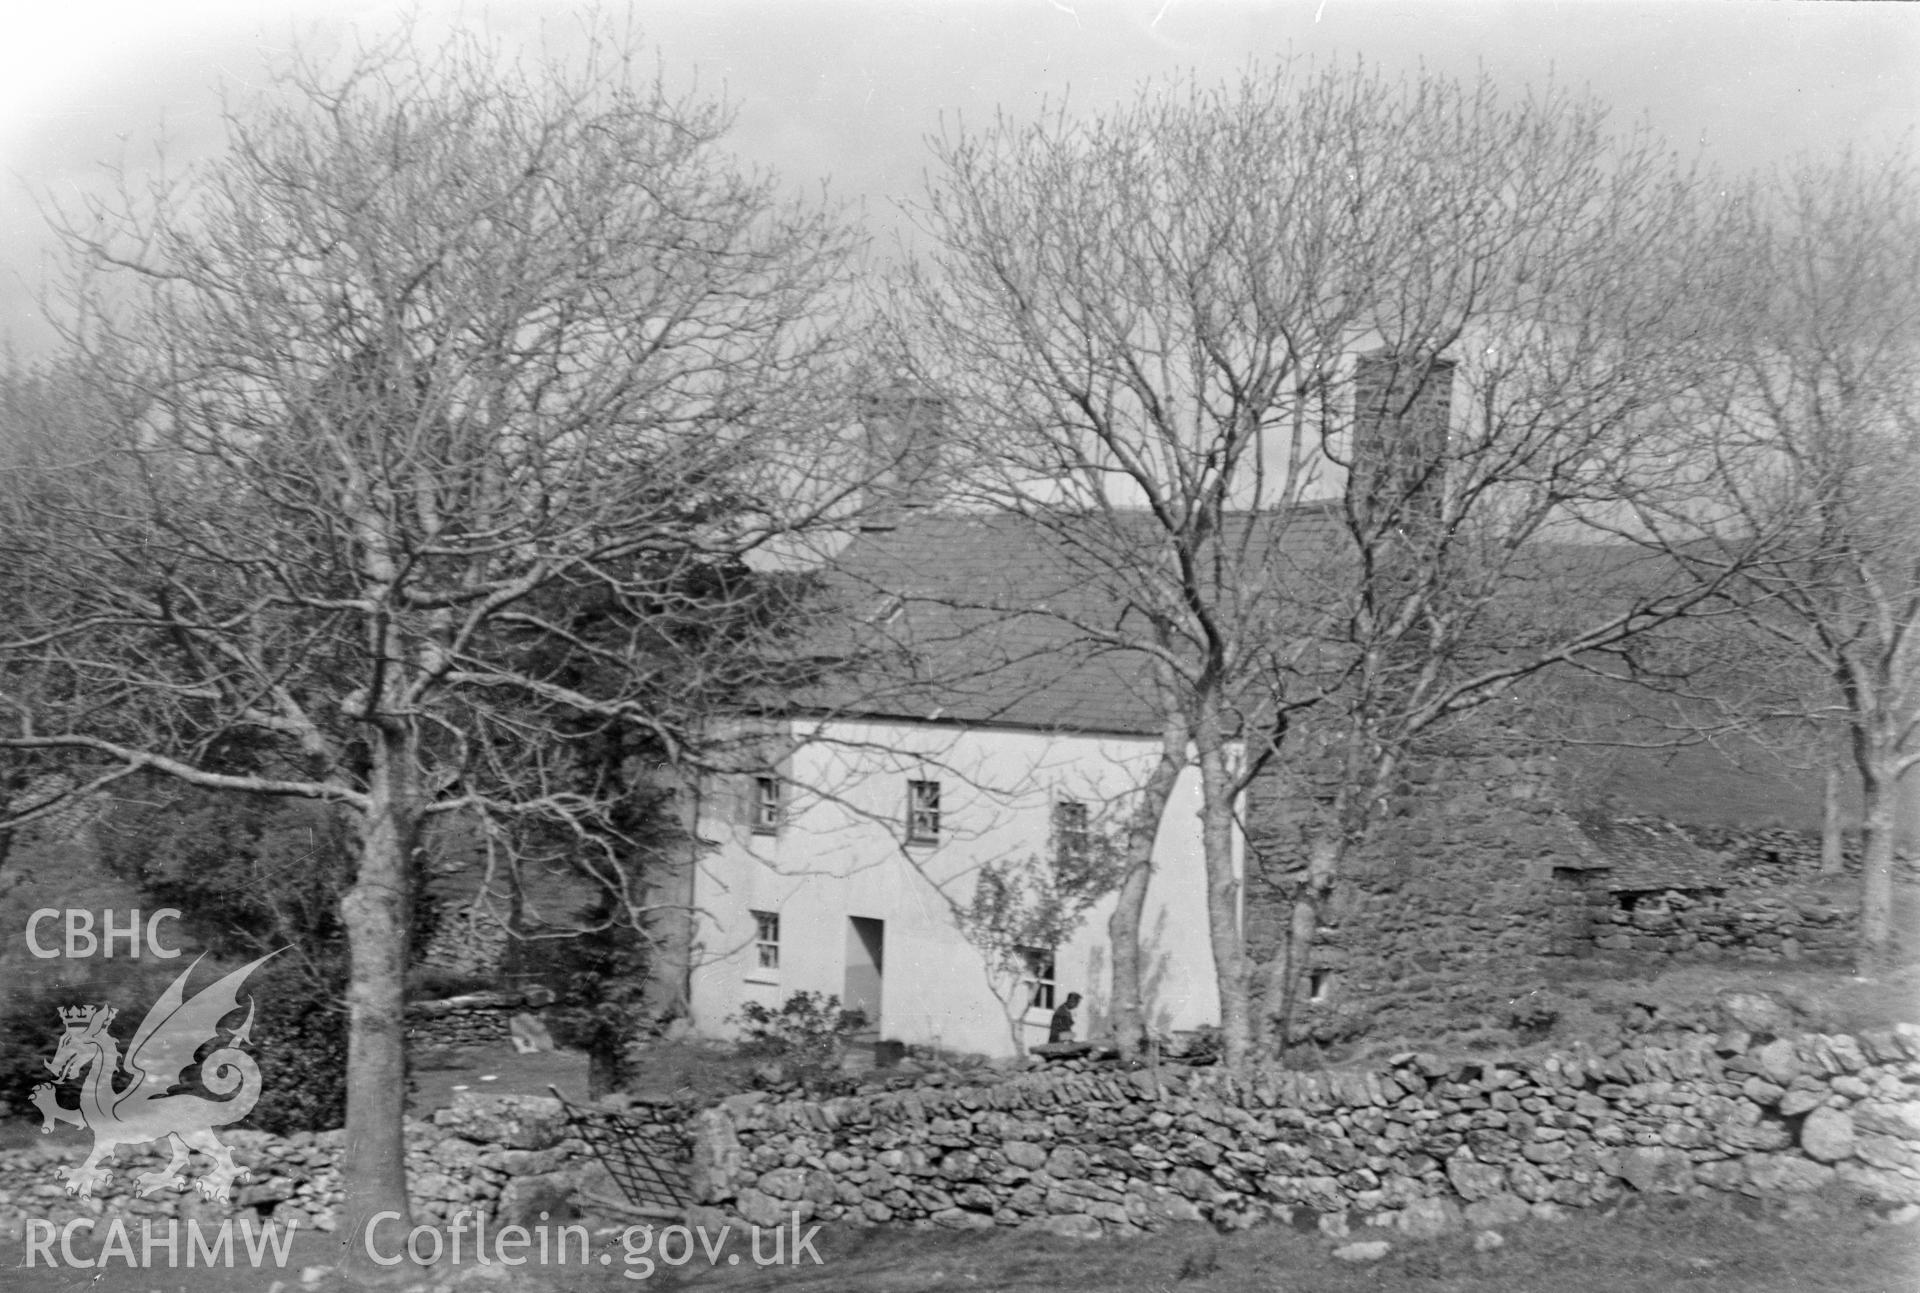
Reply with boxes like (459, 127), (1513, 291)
(1822, 765), (1846, 874)
(1251, 948), (1287, 1057)
(1107, 706), (1189, 1061)
(1195, 702), (1250, 1070)
(1259, 830), (1341, 1061)
(1858, 768), (1897, 974)
(1898, 762), (1920, 867)
(339, 735), (419, 1265)
(0, 767), (22, 877)
(1004, 995), (1029, 1059)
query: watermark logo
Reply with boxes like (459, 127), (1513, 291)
(33, 950), (280, 1202)
(362, 1211), (825, 1282)
(26, 1216), (296, 1271)
(22, 944), (826, 1282)
(26, 907), (183, 958)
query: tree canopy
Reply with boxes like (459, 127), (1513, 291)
(1, 25), (867, 1240)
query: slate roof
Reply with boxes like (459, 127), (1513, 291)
(799, 506), (1339, 737)
(801, 512), (1160, 735)
(796, 505), (1670, 741)
(1567, 816), (1728, 891)
(790, 510), (1820, 840)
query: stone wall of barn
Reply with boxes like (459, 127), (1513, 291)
(1244, 731), (1869, 1048)
(1244, 731), (1572, 1046)
(1551, 877), (1857, 964)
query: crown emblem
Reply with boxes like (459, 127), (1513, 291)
(58, 1005), (99, 1027)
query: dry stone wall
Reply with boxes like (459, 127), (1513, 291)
(0, 1127), (347, 1237)
(0, 1091), (685, 1239)
(1685, 824), (1860, 885)
(405, 987), (556, 1049)
(688, 1028), (1920, 1239)
(9, 1032), (1918, 1247)
(1568, 884), (1856, 963)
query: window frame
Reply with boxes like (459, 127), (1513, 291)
(750, 909), (781, 975)
(1053, 799), (1091, 873)
(905, 778), (942, 844)
(1019, 945), (1057, 1011)
(751, 776), (783, 835)
(1309, 968), (1333, 1003)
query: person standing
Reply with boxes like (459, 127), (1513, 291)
(1048, 992), (1083, 1043)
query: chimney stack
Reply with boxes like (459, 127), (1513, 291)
(858, 388), (946, 530)
(1348, 349), (1455, 531)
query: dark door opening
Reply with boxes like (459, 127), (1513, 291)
(843, 916), (884, 1037)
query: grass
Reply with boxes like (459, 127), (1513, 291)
(404, 1043), (592, 1116)
(6, 1189), (1916, 1292)
(671, 1193), (1917, 1293)
(1522, 957), (1920, 1053)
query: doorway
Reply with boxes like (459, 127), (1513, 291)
(843, 916), (884, 1036)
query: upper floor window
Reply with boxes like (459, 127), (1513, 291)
(906, 779), (942, 844)
(751, 776), (783, 835)
(1054, 799), (1090, 872)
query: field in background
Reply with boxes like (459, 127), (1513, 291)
(407, 1043), (592, 1116)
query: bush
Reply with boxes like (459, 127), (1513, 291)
(1507, 995), (1563, 1043)
(734, 990), (868, 1064)
(1174, 1024), (1225, 1064)
(731, 991), (868, 1096)
(245, 958), (350, 1135)
(0, 959), (182, 1121)
(501, 902), (649, 1098)
(0, 955), (343, 1135)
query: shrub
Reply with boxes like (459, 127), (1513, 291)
(734, 990), (868, 1065)
(501, 901), (649, 1098)
(1175, 1024), (1225, 1064)
(0, 959), (181, 1121)
(79, 781), (358, 1132)
(732, 991), (869, 1094)
(245, 957), (350, 1135)
(0, 955), (344, 1135)
(1507, 995), (1563, 1043)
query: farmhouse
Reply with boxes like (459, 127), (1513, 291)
(405, 349), (1906, 1058)
(648, 355), (1899, 1060)
(665, 511), (1241, 1059)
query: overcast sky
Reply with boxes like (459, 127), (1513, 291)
(2, 0), (1915, 354)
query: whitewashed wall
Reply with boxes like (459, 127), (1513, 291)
(685, 718), (1236, 1058)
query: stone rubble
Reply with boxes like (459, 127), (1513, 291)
(4, 1025), (1916, 1244)
(687, 1025), (1920, 1237)
(0, 1090), (687, 1238)
(405, 988), (557, 1050)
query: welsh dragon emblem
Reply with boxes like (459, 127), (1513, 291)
(33, 951), (281, 1202)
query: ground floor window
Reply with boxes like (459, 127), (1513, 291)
(1019, 946), (1056, 1009)
(751, 910), (781, 971)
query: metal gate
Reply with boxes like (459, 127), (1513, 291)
(550, 1086), (692, 1220)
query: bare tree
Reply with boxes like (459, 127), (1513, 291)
(1635, 153), (1920, 971)
(892, 61), (1754, 1065)
(0, 26), (863, 1244)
